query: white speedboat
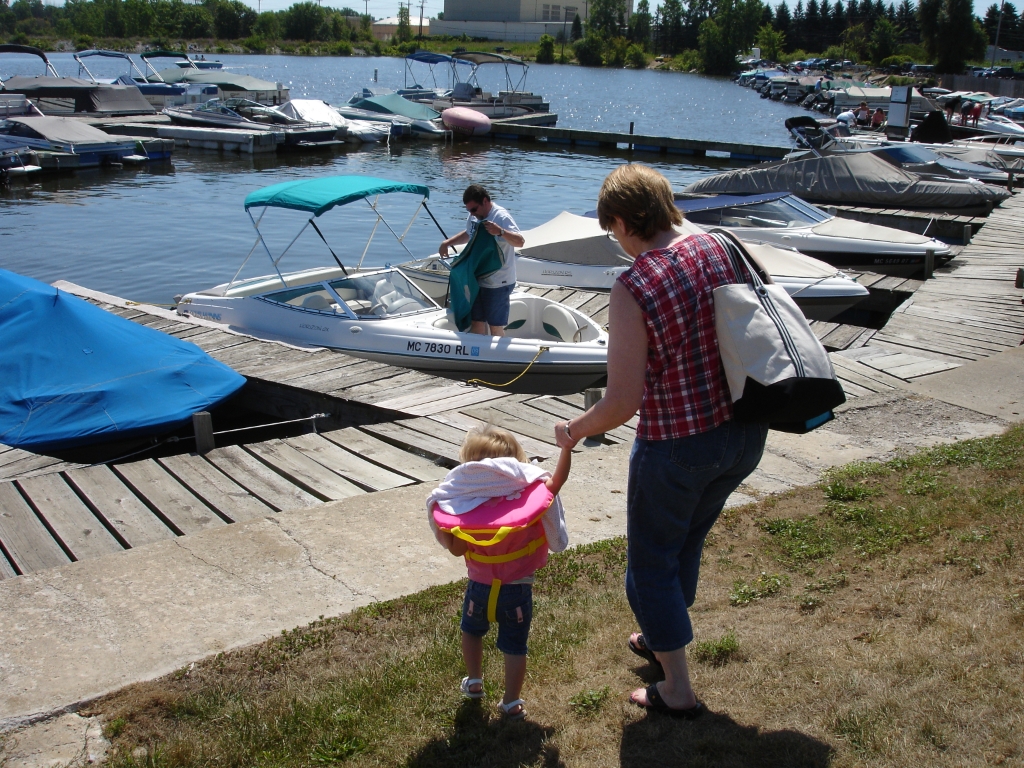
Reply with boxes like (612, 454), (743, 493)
(396, 211), (869, 322)
(177, 176), (608, 395)
(675, 192), (953, 277)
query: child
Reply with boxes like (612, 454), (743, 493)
(427, 425), (571, 721)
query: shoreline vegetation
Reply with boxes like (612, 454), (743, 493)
(0, 0), (1005, 77)
(78, 425), (1023, 767)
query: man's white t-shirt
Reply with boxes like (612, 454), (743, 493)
(465, 203), (520, 288)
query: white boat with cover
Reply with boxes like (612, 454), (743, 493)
(396, 211), (870, 322)
(177, 176), (608, 395)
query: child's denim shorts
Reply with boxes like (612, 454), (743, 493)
(460, 580), (533, 656)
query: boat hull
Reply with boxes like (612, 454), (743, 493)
(178, 289), (608, 396)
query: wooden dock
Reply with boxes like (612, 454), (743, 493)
(485, 121), (789, 161)
(2, 212), (1021, 580)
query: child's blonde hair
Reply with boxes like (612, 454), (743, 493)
(459, 424), (527, 463)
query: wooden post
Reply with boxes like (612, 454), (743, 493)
(1009, 170), (1015, 193)
(193, 411), (215, 455)
(1015, 267), (1023, 290)
(584, 388), (604, 440)
(629, 121), (634, 152)
(963, 224), (972, 246)
(923, 249), (935, 280)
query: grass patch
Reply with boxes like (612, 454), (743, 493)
(87, 426), (1024, 767)
(568, 685), (611, 716)
(730, 572), (789, 605)
(690, 631), (740, 667)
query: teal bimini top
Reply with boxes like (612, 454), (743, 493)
(244, 175), (431, 217)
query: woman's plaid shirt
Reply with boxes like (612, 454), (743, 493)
(617, 233), (739, 441)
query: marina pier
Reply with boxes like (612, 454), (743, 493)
(1, 190), (1022, 578)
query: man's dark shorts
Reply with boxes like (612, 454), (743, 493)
(471, 284), (515, 327)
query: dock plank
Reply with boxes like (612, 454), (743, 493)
(360, 423), (462, 465)
(158, 454), (274, 523)
(115, 460), (226, 535)
(205, 445), (320, 511)
(285, 432), (415, 491)
(244, 441), (365, 501)
(319, 427), (447, 483)
(0, 482), (70, 573)
(65, 465), (176, 548)
(16, 475), (123, 561)
(422, 411), (557, 461)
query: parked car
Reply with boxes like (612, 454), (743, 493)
(910, 63), (935, 75)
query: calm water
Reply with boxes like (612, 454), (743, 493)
(0, 55), (805, 303)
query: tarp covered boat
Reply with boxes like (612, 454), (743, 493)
(683, 152), (1011, 211)
(0, 270), (245, 451)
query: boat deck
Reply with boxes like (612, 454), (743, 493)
(1, 208), (1021, 578)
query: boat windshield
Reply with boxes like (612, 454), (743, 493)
(878, 145), (939, 164)
(684, 195), (829, 229)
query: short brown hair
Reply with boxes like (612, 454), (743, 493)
(596, 164), (682, 242)
(463, 184), (490, 205)
(459, 424), (526, 463)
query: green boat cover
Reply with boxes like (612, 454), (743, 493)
(350, 93), (440, 121)
(244, 175), (430, 217)
(447, 227), (503, 332)
(154, 69), (281, 92)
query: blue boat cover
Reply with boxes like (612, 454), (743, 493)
(245, 175), (430, 217)
(0, 270), (245, 450)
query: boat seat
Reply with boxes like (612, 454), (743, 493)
(505, 300), (528, 330)
(433, 311), (458, 331)
(301, 293), (333, 310)
(542, 304), (581, 343)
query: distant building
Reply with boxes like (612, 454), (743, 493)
(433, 0), (632, 42)
(373, 16), (431, 40)
(986, 45), (1024, 65)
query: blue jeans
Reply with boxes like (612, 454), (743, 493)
(461, 580), (533, 656)
(625, 419), (768, 653)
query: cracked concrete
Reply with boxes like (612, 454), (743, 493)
(0, 390), (1010, 759)
(1, 713), (108, 767)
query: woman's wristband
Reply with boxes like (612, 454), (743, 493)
(564, 420), (573, 441)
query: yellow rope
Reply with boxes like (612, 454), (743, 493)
(466, 346), (550, 388)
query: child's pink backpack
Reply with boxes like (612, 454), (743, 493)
(432, 480), (554, 620)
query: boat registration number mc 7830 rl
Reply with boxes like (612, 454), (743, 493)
(407, 340), (480, 356)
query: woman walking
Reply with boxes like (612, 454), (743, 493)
(554, 164), (768, 717)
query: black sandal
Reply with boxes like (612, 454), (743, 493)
(627, 633), (663, 669)
(637, 684), (705, 720)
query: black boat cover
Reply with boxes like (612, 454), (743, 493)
(683, 152), (1010, 209)
(1, 76), (155, 115)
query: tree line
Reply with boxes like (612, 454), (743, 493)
(0, 0), (375, 49)
(0, 0), (1003, 75)
(568, 0), (990, 74)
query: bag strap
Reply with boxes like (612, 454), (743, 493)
(708, 229), (809, 379)
(707, 229), (764, 289)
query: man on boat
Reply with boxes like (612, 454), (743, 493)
(439, 185), (525, 336)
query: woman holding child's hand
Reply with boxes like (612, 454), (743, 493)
(554, 164), (768, 718)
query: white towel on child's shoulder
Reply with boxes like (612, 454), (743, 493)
(426, 457), (569, 552)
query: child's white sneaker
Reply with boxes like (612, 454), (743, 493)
(460, 677), (484, 699)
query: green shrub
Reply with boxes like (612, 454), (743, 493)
(626, 43), (648, 69)
(333, 40), (352, 55)
(536, 33), (555, 64)
(574, 35), (604, 66)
